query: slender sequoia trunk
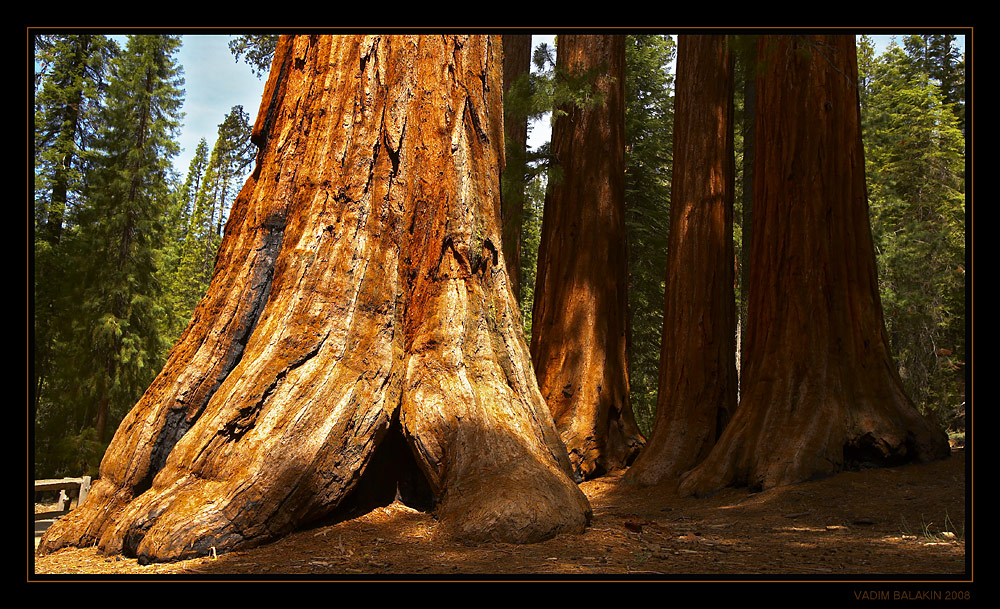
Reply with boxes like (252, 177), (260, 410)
(501, 34), (532, 302)
(39, 35), (590, 564)
(738, 40), (755, 379)
(679, 35), (950, 497)
(530, 35), (643, 481)
(627, 35), (736, 487)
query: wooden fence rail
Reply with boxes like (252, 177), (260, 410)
(34, 476), (91, 520)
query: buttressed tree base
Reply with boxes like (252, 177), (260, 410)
(626, 34), (737, 488)
(530, 34), (644, 481)
(677, 35), (950, 497)
(39, 35), (590, 564)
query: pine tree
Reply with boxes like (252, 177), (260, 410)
(203, 105), (254, 240)
(862, 40), (966, 431)
(33, 34), (116, 243)
(33, 34), (118, 477)
(902, 34), (965, 133)
(517, 172), (546, 337)
(70, 34), (185, 444)
(160, 138), (211, 345)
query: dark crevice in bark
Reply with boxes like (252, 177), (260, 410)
(136, 216), (287, 496)
(314, 409), (436, 529)
(121, 518), (154, 560)
(843, 432), (912, 471)
(459, 84), (490, 145)
(472, 238), (498, 276)
(141, 408), (190, 494)
(384, 128), (401, 177)
(438, 235), (467, 277)
(219, 329), (329, 444)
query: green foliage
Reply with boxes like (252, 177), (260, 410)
(860, 37), (966, 430)
(622, 35), (675, 435)
(33, 34), (186, 477)
(901, 34), (966, 133)
(161, 106), (255, 351)
(159, 138), (211, 344)
(518, 173), (546, 337)
(530, 40), (612, 121)
(228, 34), (280, 79)
(33, 34), (117, 477)
(76, 33), (184, 427)
(48, 428), (108, 479)
(33, 36), (119, 425)
(33, 35), (117, 241)
(505, 38), (617, 183)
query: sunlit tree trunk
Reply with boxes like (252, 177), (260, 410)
(627, 35), (736, 487)
(530, 34), (643, 480)
(679, 35), (950, 497)
(39, 34), (590, 564)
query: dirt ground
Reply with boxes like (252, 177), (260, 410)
(31, 447), (969, 584)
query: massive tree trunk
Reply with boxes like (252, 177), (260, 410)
(501, 34), (532, 302)
(678, 35), (950, 497)
(529, 34), (643, 481)
(626, 35), (737, 487)
(39, 34), (590, 564)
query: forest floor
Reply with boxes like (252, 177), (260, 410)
(32, 447), (969, 583)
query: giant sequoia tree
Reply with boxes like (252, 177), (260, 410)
(529, 35), (644, 480)
(627, 35), (737, 487)
(678, 35), (950, 497)
(39, 34), (590, 564)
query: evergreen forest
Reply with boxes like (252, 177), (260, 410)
(31, 32), (967, 486)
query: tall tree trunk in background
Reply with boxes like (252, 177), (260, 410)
(39, 34), (590, 564)
(738, 40), (755, 380)
(42, 36), (90, 245)
(679, 35), (951, 497)
(530, 34), (643, 481)
(627, 35), (736, 487)
(501, 34), (531, 303)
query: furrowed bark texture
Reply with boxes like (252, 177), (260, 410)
(500, 34), (531, 302)
(627, 35), (737, 487)
(530, 35), (643, 481)
(678, 35), (950, 497)
(39, 34), (589, 564)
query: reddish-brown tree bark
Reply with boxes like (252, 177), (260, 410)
(627, 35), (737, 487)
(39, 35), (590, 564)
(501, 34), (532, 302)
(529, 35), (643, 481)
(679, 35), (950, 497)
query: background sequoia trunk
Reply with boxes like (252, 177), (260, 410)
(530, 35), (643, 481)
(501, 34), (532, 302)
(678, 35), (950, 497)
(627, 35), (737, 487)
(39, 34), (589, 564)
